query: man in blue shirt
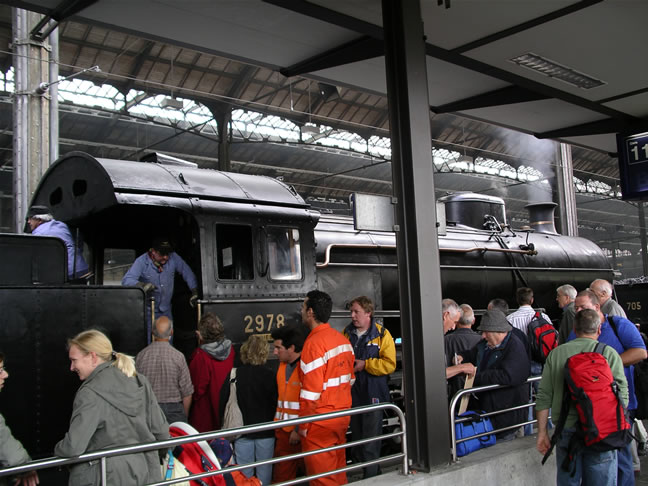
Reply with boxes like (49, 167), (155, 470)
(122, 238), (198, 326)
(568, 289), (647, 486)
(26, 205), (89, 280)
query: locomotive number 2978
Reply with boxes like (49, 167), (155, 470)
(244, 314), (286, 333)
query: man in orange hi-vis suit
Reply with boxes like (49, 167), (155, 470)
(298, 290), (355, 486)
(271, 325), (306, 483)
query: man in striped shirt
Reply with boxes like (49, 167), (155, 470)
(298, 290), (355, 485)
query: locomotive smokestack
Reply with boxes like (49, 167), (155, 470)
(525, 202), (558, 235)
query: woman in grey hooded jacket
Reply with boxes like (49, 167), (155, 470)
(55, 330), (169, 485)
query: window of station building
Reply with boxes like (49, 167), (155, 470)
(104, 249), (136, 285)
(267, 227), (302, 280)
(215, 224), (254, 280)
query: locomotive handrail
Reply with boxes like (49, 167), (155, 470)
(0, 403), (407, 486)
(449, 376), (543, 462)
(440, 246), (538, 255)
(317, 242), (540, 268)
(317, 243), (397, 268)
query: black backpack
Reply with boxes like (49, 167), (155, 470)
(526, 311), (559, 364)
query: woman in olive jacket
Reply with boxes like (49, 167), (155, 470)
(55, 330), (169, 485)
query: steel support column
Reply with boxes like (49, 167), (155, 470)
(12, 8), (51, 232)
(555, 142), (578, 236)
(212, 104), (231, 172)
(382, 0), (449, 470)
(48, 21), (59, 163)
(638, 202), (648, 276)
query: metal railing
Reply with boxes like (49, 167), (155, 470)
(449, 376), (543, 462)
(0, 403), (407, 486)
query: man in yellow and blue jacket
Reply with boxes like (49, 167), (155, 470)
(343, 296), (396, 479)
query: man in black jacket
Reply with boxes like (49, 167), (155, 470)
(458, 310), (531, 440)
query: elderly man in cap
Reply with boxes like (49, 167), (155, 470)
(122, 238), (198, 332)
(26, 204), (89, 280)
(456, 309), (531, 440)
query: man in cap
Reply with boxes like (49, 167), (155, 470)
(122, 238), (198, 330)
(26, 204), (89, 280)
(457, 309), (531, 439)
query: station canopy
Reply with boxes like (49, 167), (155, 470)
(7, 0), (647, 157)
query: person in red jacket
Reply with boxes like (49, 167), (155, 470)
(271, 325), (306, 483)
(298, 290), (355, 486)
(189, 313), (235, 432)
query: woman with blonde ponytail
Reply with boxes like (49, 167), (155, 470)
(55, 329), (169, 485)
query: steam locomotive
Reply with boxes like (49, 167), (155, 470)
(0, 151), (614, 459)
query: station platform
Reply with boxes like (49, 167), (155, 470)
(353, 436), (554, 485)
(354, 434), (648, 486)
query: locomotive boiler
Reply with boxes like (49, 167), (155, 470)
(0, 151), (613, 459)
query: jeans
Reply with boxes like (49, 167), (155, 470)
(233, 436), (275, 486)
(350, 409), (383, 478)
(618, 441), (635, 486)
(617, 408), (637, 486)
(555, 428), (617, 486)
(526, 361), (543, 436)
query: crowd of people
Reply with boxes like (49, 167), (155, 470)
(3, 220), (646, 486)
(444, 280), (648, 486)
(0, 290), (396, 486)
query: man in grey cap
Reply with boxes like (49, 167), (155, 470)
(456, 309), (531, 439)
(26, 204), (89, 280)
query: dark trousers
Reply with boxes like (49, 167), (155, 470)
(350, 409), (383, 478)
(159, 402), (186, 425)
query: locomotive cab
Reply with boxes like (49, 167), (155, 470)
(29, 151), (319, 353)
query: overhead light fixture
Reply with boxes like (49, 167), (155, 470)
(318, 82), (340, 101)
(160, 97), (184, 110)
(509, 52), (606, 90)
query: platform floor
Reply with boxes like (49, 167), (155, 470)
(351, 433), (648, 486)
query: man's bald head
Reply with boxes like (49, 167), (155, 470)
(153, 316), (173, 340)
(589, 279), (613, 304)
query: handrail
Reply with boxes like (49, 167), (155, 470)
(0, 403), (407, 485)
(317, 243), (397, 268)
(315, 242), (537, 269)
(449, 376), (542, 462)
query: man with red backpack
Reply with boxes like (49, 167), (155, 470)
(566, 289), (647, 485)
(507, 287), (558, 436)
(536, 308), (629, 485)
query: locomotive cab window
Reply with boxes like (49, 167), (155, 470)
(104, 249), (136, 285)
(267, 227), (302, 280)
(215, 224), (253, 280)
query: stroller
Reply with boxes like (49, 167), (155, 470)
(168, 422), (225, 486)
(167, 423), (262, 486)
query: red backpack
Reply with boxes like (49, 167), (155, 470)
(543, 342), (632, 470)
(526, 311), (558, 364)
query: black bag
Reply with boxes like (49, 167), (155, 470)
(526, 311), (558, 364)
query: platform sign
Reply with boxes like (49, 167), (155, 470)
(617, 132), (648, 200)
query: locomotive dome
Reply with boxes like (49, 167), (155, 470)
(437, 192), (507, 230)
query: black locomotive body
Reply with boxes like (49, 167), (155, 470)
(0, 151), (614, 458)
